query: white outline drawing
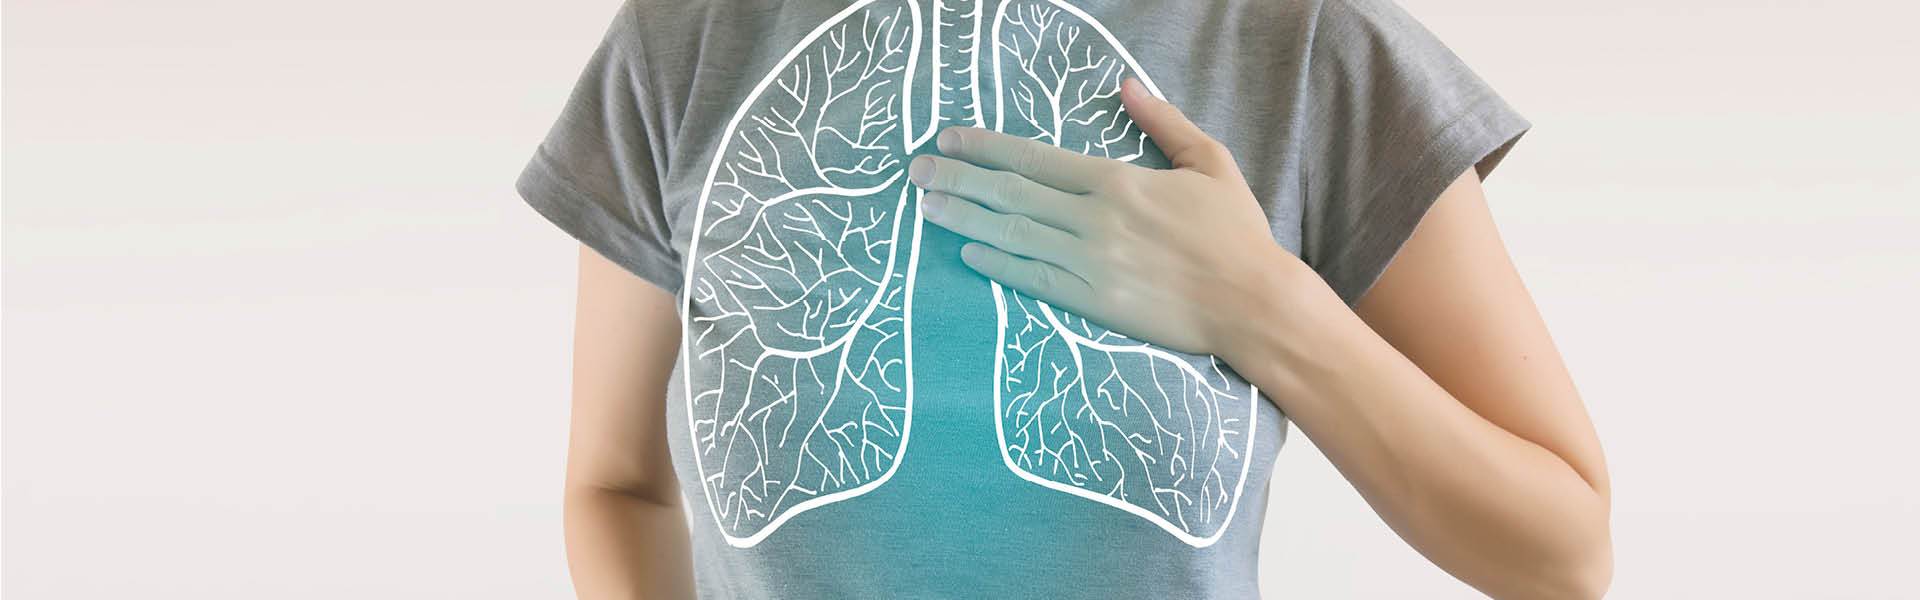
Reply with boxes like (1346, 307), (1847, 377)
(681, 0), (928, 548)
(986, 0), (1261, 548)
(680, 0), (1258, 549)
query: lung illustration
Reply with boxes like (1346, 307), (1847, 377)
(681, 0), (1258, 549)
(982, 2), (1261, 549)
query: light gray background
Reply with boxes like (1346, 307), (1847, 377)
(5, 1), (1916, 598)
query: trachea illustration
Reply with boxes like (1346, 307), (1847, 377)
(681, 0), (1259, 549)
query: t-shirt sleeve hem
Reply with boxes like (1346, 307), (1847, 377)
(515, 151), (684, 297)
(1326, 94), (1532, 307)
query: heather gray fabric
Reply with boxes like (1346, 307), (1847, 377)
(514, 1), (1528, 598)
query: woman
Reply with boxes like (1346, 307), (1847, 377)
(516, 0), (1611, 598)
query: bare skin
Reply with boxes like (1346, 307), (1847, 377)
(562, 246), (693, 600)
(558, 78), (1611, 599)
(912, 77), (1612, 598)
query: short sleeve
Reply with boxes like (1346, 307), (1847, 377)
(514, 0), (681, 296)
(1297, 0), (1532, 306)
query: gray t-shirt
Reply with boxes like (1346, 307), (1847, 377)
(515, 1), (1528, 598)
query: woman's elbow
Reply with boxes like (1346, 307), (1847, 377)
(1496, 509), (1613, 599)
(1570, 547), (1613, 600)
(1548, 477), (1614, 599)
(1542, 527), (1614, 600)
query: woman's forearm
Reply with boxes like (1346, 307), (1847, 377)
(907, 88), (1611, 597)
(1223, 271), (1612, 599)
(563, 487), (695, 600)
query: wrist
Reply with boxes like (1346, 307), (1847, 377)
(1212, 246), (1354, 392)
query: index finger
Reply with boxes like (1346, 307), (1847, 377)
(935, 126), (1114, 194)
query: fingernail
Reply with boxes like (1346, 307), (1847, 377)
(910, 156), (935, 187)
(937, 128), (960, 154)
(920, 192), (946, 219)
(960, 243), (986, 263)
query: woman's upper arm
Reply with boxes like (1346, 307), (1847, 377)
(1355, 168), (1610, 501)
(564, 243), (683, 504)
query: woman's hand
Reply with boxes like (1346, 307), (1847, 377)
(916, 79), (1616, 600)
(910, 77), (1320, 358)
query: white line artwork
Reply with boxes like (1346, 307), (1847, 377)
(682, 0), (1259, 549)
(682, 0), (929, 549)
(985, 0), (1261, 549)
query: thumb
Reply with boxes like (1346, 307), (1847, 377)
(1120, 77), (1242, 180)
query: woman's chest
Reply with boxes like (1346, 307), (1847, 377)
(645, 0), (1303, 553)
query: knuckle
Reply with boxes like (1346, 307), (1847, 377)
(999, 214), (1034, 242)
(1011, 143), (1046, 173)
(1201, 140), (1234, 164)
(991, 172), (1026, 201)
(1030, 264), (1061, 292)
(951, 168), (981, 195)
(1105, 171), (1148, 204)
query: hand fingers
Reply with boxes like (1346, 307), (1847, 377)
(910, 155), (1092, 233)
(935, 126), (1113, 194)
(1119, 77), (1244, 181)
(959, 242), (1095, 309)
(922, 191), (1083, 271)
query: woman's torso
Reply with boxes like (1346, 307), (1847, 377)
(637, 1), (1316, 596)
